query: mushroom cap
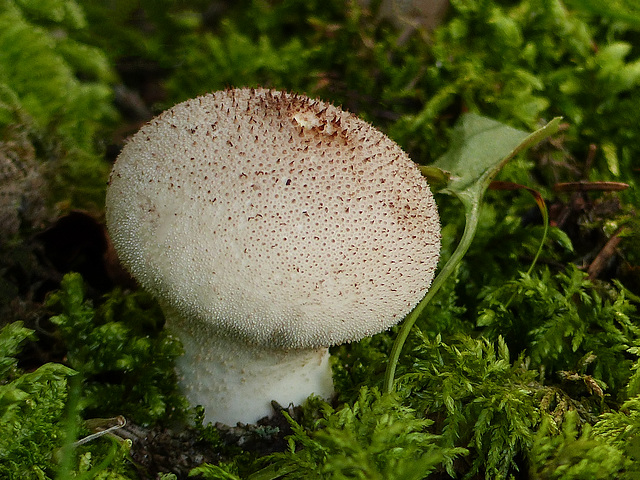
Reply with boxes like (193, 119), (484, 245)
(106, 88), (440, 349)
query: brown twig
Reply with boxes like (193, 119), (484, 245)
(553, 181), (629, 193)
(587, 229), (624, 280)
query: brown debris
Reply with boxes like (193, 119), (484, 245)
(0, 127), (49, 242)
(587, 229), (623, 281)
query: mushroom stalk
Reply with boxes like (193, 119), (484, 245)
(163, 305), (333, 425)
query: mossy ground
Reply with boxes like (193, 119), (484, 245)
(1, 1), (640, 479)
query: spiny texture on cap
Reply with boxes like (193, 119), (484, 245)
(106, 88), (440, 349)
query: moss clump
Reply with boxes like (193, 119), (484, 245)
(0, 0), (117, 210)
(46, 272), (187, 426)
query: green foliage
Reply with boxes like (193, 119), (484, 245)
(451, 200), (574, 306)
(0, 0), (117, 208)
(530, 395), (640, 480)
(0, 321), (133, 480)
(386, 0), (640, 191)
(529, 410), (633, 479)
(0, 322), (74, 480)
(71, 438), (135, 480)
(331, 332), (396, 404)
(0, 364), (75, 479)
(0, 316), (138, 480)
(75, 0), (211, 67)
(250, 387), (466, 480)
(388, 0), (588, 156)
(398, 334), (541, 479)
(478, 266), (640, 396)
(593, 395), (640, 465)
(47, 272), (187, 425)
(627, 339), (640, 397)
(567, 0), (640, 27)
(190, 463), (242, 480)
(166, 19), (312, 100)
(13, 0), (86, 27)
(3, 0), (640, 478)
(0, 321), (35, 379)
(163, 0), (407, 109)
(413, 259), (468, 339)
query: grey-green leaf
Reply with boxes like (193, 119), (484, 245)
(433, 114), (562, 201)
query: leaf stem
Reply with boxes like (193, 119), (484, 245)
(383, 194), (480, 393)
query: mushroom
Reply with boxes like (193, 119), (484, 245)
(105, 88), (440, 425)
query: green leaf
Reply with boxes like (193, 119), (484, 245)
(433, 114), (530, 198)
(433, 114), (562, 207)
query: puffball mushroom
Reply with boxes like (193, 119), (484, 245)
(105, 88), (440, 425)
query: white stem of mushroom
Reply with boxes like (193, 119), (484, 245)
(162, 305), (334, 425)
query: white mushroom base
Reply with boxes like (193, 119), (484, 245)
(164, 307), (334, 425)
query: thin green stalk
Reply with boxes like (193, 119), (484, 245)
(56, 372), (82, 480)
(383, 195), (480, 393)
(504, 192), (549, 310)
(525, 197), (549, 277)
(56, 374), (124, 479)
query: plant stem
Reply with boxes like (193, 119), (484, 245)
(56, 373), (82, 480)
(383, 194), (480, 393)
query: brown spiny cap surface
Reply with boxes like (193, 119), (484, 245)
(106, 88), (440, 349)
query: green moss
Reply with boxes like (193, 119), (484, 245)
(398, 334), (541, 479)
(0, 321), (135, 479)
(530, 410), (633, 479)
(3, 0), (640, 478)
(46, 272), (187, 426)
(0, 362), (75, 479)
(247, 388), (466, 480)
(478, 266), (639, 397)
(0, 0), (117, 210)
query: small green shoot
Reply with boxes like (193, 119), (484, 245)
(55, 372), (82, 480)
(489, 180), (550, 307)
